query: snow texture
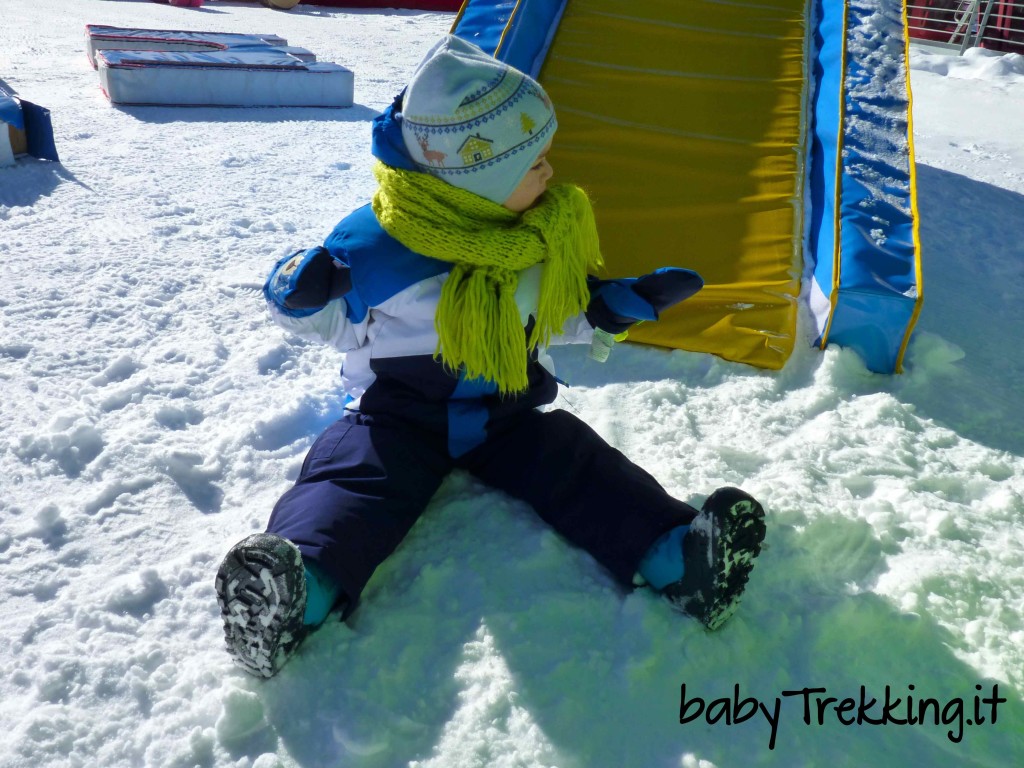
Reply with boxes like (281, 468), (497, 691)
(1, 1), (1023, 767)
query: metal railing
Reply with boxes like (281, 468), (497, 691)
(907, 0), (1024, 54)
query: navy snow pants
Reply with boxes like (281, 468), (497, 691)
(266, 408), (699, 614)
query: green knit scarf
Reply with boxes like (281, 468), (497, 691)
(372, 162), (603, 395)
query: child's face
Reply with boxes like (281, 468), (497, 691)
(502, 141), (554, 213)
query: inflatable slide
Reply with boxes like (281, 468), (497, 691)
(451, 0), (922, 373)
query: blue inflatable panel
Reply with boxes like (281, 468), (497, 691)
(807, 0), (922, 373)
(805, 0), (845, 341)
(451, 0), (515, 58)
(452, 0), (566, 77)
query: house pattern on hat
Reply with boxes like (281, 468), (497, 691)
(459, 134), (493, 165)
(402, 67), (557, 204)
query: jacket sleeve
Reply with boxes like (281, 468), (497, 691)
(264, 250), (367, 353)
(266, 299), (368, 353)
(547, 267), (705, 347)
(585, 268), (704, 334)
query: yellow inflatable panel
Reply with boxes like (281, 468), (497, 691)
(538, 0), (807, 369)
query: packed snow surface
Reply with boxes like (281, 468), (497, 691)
(1, 1), (1022, 767)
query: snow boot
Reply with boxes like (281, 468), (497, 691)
(662, 487), (766, 631)
(215, 533), (309, 678)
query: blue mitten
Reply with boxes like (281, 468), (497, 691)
(586, 267), (704, 334)
(263, 247), (352, 317)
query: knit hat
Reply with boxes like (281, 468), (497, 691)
(400, 35), (557, 205)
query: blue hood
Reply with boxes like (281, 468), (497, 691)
(370, 91), (417, 171)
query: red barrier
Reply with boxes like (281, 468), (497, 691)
(986, 1), (1024, 51)
(907, 0), (962, 43)
(907, 0), (1024, 53)
(300, 0), (462, 9)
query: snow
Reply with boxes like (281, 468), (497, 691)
(1, 1), (1023, 767)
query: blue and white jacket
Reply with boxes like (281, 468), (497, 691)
(265, 204), (598, 458)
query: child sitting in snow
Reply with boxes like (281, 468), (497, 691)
(215, 36), (767, 678)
